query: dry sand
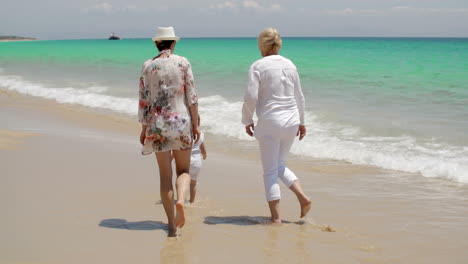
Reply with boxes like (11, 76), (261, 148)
(0, 38), (36, 42)
(1, 91), (468, 264)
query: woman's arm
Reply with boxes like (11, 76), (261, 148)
(242, 65), (260, 136)
(189, 103), (200, 143)
(140, 124), (147, 145)
(293, 70), (306, 140)
(138, 63), (150, 144)
(184, 60), (201, 142)
(293, 70), (305, 126)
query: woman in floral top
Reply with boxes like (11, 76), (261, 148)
(138, 27), (200, 237)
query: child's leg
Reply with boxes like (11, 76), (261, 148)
(190, 180), (197, 203)
(189, 166), (200, 203)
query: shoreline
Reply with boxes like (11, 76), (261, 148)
(0, 89), (399, 180)
(1, 90), (468, 263)
(1, 88), (466, 187)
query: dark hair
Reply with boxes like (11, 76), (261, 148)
(156, 40), (175, 51)
(198, 115), (201, 126)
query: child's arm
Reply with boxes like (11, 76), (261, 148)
(200, 142), (207, 160)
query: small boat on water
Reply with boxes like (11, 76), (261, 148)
(108, 33), (120, 40)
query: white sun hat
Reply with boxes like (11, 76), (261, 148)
(152, 26), (180, 42)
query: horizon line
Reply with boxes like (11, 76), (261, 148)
(16, 36), (468, 41)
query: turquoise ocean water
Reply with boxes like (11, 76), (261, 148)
(1, 38), (467, 182)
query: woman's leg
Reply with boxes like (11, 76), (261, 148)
(289, 181), (311, 218)
(268, 200), (281, 224)
(172, 149), (191, 228)
(155, 151), (177, 237)
(277, 126), (298, 187)
(257, 134), (282, 223)
(278, 126), (312, 218)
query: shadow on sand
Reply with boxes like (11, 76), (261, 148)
(204, 216), (305, 226)
(99, 218), (168, 232)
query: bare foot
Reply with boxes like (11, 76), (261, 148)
(300, 199), (312, 218)
(271, 219), (282, 225)
(175, 202), (185, 228)
(168, 227), (177, 237)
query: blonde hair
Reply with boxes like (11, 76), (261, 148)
(258, 28), (282, 56)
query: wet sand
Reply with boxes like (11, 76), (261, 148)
(1, 91), (468, 264)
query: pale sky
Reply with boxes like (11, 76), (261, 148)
(1, 0), (467, 39)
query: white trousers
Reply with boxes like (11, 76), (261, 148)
(256, 125), (298, 201)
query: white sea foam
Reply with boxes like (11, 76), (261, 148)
(0, 75), (136, 115)
(2, 74), (467, 183)
(198, 96), (468, 184)
(86, 86), (109, 93)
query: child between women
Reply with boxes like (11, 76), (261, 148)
(172, 116), (207, 203)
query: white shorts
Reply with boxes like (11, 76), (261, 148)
(190, 166), (201, 181)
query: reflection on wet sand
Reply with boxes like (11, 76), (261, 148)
(263, 226), (280, 263)
(160, 238), (187, 264)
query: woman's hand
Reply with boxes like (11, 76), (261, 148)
(297, 125), (306, 140)
(140, 125), (147, 145)
(245, 124), (255, 137)
(192, 125), (201, 143)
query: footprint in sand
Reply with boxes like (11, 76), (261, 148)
(320, 225), (336, 232)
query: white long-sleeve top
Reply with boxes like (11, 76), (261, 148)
(242, 55), (305, 129)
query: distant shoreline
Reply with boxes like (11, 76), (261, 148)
(0, 36), (37, 42)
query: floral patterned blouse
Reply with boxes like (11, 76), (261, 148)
(138, 54), (198, 154)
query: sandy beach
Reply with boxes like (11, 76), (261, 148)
(0, 38), (36, 42)
(0, 40), (36, 42)
(1, 90), (468, 264)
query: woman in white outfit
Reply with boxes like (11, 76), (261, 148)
(242, 28), (311, 223)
